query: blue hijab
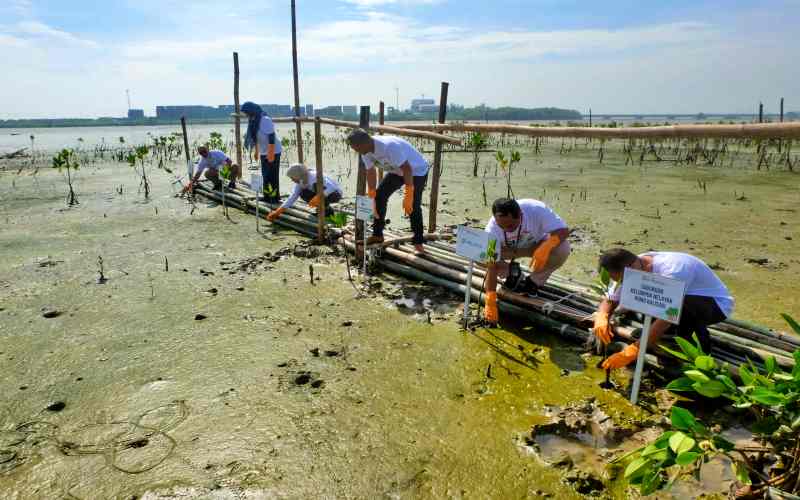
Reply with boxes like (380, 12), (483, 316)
(241, 101), (263, 150)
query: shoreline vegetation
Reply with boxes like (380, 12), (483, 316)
(6, 106), (796, 130)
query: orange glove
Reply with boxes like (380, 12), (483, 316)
(267, 207), (285, 221)
(267, 143), (276, 163)
(403, 184), (414, 215)
(368, 188), (377, 199)
(484, 291), (498, 323)
(308, 194), (322, 208)
(593, 310), (613, 345)
(531, 234), (561, 272)
(181, 181), (195, 193)
(602, 343), (639, 370)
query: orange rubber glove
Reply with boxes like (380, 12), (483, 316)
(267, 143), (276, 163)
(368, 188), (377, 199)
(266, 207), (285, 221)
(308, 194), (322, 208)
(403, 184), (414, 215)
(531, 234), (561, 272)
(484, 291), (498, 323)
(593, 310), (613, 345)
(602, 343), (639, 370)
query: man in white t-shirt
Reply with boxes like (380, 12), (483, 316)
(593, 248), (734, 370)
(483, 198), (571, 323)
(189, 146), (240, 191)
(346, 129), (430, 253)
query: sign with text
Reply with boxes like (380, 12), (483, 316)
(619, 268), (686, 324)
(250, 174), (263, 194)
(355, 195), (373, 222)
(455, 225), (494, 262)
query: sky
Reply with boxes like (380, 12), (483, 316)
(0, 0), (798, 118)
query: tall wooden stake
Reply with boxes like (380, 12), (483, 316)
(589, 108), (592, 127)
(759, 102), (764, 123)
(314, 117), (326, 241)
(181, 117), (191, 178)
(291, 0), (304, 163)
(428, 81), (449, 232)
(378, 101), (385, 182)
(780, 97), (784, 123)
(233, 52), (243, 171)
(355, 106), (370, 238)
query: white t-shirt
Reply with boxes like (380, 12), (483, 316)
(609, 252), (734, 317)
(362, 136), (429, 177)
(280, 172), (343, 209)
(484, 199), (567, 260)
(195, 150), (229, 175)
(256, 116), (283, 156)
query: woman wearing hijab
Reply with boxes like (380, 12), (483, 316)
(241, 101), (282, 203)
(267, 163), (343, 221)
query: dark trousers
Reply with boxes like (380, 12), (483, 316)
(373, 172), (427, 244)
(260, 153), (281, 203)
(299, 188), (342, 213)
(641, 295), (726, 355)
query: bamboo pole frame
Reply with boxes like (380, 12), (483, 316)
(314, 117), (326, 241)
(272, 116), (461, 144)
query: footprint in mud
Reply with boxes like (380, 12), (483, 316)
(276, 368), (325, 392)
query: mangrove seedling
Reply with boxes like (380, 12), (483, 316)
(327, 212), (354, 283)
(52, 148), (80, 206)
(467, 132), (488, 177)
(127, 145), (151, 198)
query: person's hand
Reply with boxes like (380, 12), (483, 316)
(403, 184), (414, 215)
(484, 291), (498, 323)
(531, 234), (561, 272)
(308, 194), (322, 208)
(267, 144), (276, 163)
(602, 343), (639, 370)
(593, 310), (613, 345)
(267, 207), (285, 221)
(253, 150), (259, 162)
(368, 188), (377, 199)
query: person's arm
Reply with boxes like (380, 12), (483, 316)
(400, 162), (414, 215)
(531, 227), (569, 271)
(280, 184), (302, 209)
(593, 298), (618, 344)
(637, 319), (671, 350)
(400, 162), (413, 186)
(366, 168), (377, 197)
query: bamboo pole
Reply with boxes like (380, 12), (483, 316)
(233, 52), (243, 170)
(378, 101), (385, 183)
(355, 106), (369, 241)
(780, 97), (784, 123)
(759, 102), (764, 123)
(314, 117), (326, 241)
(180, 117), (191, 178)
(290, 0), (304, 163)
(428, 81), (449, 232)
(400, 121), (800, 140)
(273, 116), (460, 144)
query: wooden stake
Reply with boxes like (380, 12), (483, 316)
(290, 0), (304, 163)
(378, 101), (385, 182)
(314, 117), (326, 241)
(233, 52), (243, 170)
(428, 81), (449, 232)
(180, 117), (191, 178)
(355, 106), (370, 239)
(780, 97), (784, 123)
(759, 102), (764, 123)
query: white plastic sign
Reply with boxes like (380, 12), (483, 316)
(619, 268), (686, 324)
(455, 226), (492, 262)
(250, 174), (263, 194)
(356, 195), (373, 222)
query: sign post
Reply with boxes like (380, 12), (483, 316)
(355, 195), (374, 277)
(455, 226), (493, 328)
(251, 174), (263, 232)
(619, 268), (686, 404)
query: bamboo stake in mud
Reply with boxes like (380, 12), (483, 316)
(180, 117), (191, 178)
(233, 52), (243, 170)
(428, 81), (449, 232)
(589, 108), (592, 127)
(314, 117), (326, 241)
(290, 0), (304, 163)
(378, 101), (385, 182)
(780, 97), (784, 122)
(355, 106), (370, 239)
(759, 102), (764, 123)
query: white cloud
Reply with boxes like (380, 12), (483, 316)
(9, 21), (99, 48)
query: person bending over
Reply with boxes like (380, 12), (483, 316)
(190, 146), (240, 191)
(267, 163), (343, 221)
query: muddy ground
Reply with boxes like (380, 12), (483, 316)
(0, 127), (797, 499)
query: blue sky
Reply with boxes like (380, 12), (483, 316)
(1, 0), (798, 118)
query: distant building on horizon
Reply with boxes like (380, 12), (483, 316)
(342, 105), (357, 116)
(305, 104), (314, 117)
(410, 98), (436, 113)
(127, 109), (145, 119)
(317, 105), (343, 117)
(155, 103), (294, 120)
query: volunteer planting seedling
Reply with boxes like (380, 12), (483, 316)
(267, 163), (343, 221)
(346, 128), (430, 254)
(187, 146), (240, 192)
(593, 248), (735, 370)
(482, 198), (571, 324)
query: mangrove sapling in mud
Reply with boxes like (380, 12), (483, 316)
(327, 212), (354, 283)
(52, 148), (80, 206)
(127, 146), (151, 199)
(615, 316), (800, 498)
(468, 132), (488, 177)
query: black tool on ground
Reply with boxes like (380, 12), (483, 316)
(597, 341), (626, 389)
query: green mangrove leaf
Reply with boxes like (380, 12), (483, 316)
(765, 356), (777, 376)
(660, 344), (690, 362)
(749, 387), (784, 406)
(694, 355), (716, 371)
(625, 457), (653, 481)
(666, 377), (695, 392)
(781, 313), (800, 335)
(732, 461), (752, 485)
(685, 370), (710, 383)
(692, 380), (727, 398)
(668, 432), (696, 455)
(675, 451), (700, 466)
(670, 407), (697, 431)
(675, 337), (700, 361)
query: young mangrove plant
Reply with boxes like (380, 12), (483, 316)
(127, 145), (151, 199)
(616, 316), (800, 498)
(468, 132), (488, 177)
(52, 148), (80, 206)
(327, 212), (354, 283)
